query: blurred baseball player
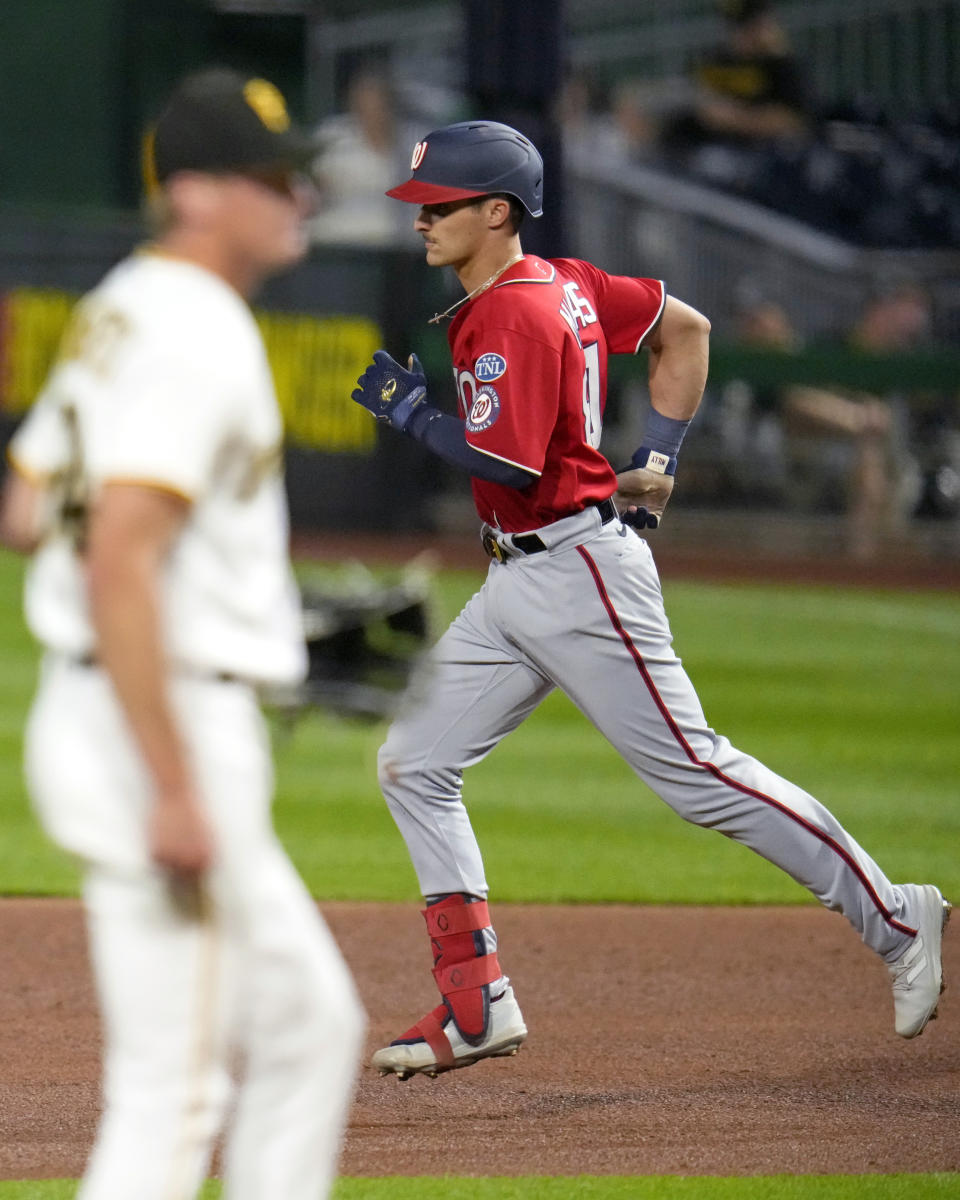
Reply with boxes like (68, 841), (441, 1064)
(350, 119), (950, 1080)
(0, 69), (363, 1198)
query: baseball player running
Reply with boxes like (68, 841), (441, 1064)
(0, 69), (363, 1198)
(350, 120), (950, 1080)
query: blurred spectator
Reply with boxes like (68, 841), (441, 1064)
(643, 5), (960, 247)
(310, 70), (418, 247)
(717, 286), (938, 559)
(607, 79), (663, 163)
(555, 72), (609, 161)
(847, 282), (960, 527)
(666, 0), (811, 151)
(849, 280), (932, 351)
(556, 72), (651, 161)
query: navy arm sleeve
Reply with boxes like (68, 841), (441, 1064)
(406, 406), (536, 489)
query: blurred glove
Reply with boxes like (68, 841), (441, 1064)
(352, 350), (428, 433)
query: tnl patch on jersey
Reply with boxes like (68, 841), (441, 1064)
(475, 352), (507, 382)
(466, 384), (501, 433)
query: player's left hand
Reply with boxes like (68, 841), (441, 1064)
(352, 350), (428, 433)
(614, 467), (675, 530)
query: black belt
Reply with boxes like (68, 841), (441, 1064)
(73, 655), (247, 686)
(482, 498), (617, 561)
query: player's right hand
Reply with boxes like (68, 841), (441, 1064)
(352, 350), (429, 433)
(149, 787), (215, 877)
(614, 467), (675, 530)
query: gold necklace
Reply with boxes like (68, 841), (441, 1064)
(428, 253), (524, 324)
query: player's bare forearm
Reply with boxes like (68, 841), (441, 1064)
(87, 543), (186, 793)
(699, 98), (806, 139)
(646, 296), (710, 421)
(619, 297), (708, 529)
(87, 484), (213, 873)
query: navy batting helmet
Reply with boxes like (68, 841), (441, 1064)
(386, 120), (543, 218)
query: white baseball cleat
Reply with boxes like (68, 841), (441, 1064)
(889, 883), (951, 1038)
(372, 983), (527, 1080)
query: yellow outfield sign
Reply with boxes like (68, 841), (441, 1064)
(255, 308), (378, 453)
(0, 286), (378, 454)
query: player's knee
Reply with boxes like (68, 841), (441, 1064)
(376, 739), (424, 796)
(377, 742), (462, 806)
(377, 742), (399, 791)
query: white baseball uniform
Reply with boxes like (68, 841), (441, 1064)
(10, 251), (364, 1200)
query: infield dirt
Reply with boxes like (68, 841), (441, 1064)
(1, 898), (958, 1179)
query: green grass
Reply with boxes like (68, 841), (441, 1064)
(1, 551), (957, 1196)
(1, 1176), (957, 1199)
(0, 551), (81, 893)
(272, 564), (960, 904)
(0, 550), (958, 902)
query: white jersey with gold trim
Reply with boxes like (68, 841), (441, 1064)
(11, 251), (306, 686)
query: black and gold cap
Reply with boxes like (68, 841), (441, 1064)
(143, 67), (317, 190)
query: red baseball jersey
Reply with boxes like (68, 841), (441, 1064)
(447, 255), (665, 532)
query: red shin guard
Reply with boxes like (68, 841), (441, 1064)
(407, 894), (501, 1046)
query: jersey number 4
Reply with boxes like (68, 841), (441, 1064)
(581, 342), (601, 449)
